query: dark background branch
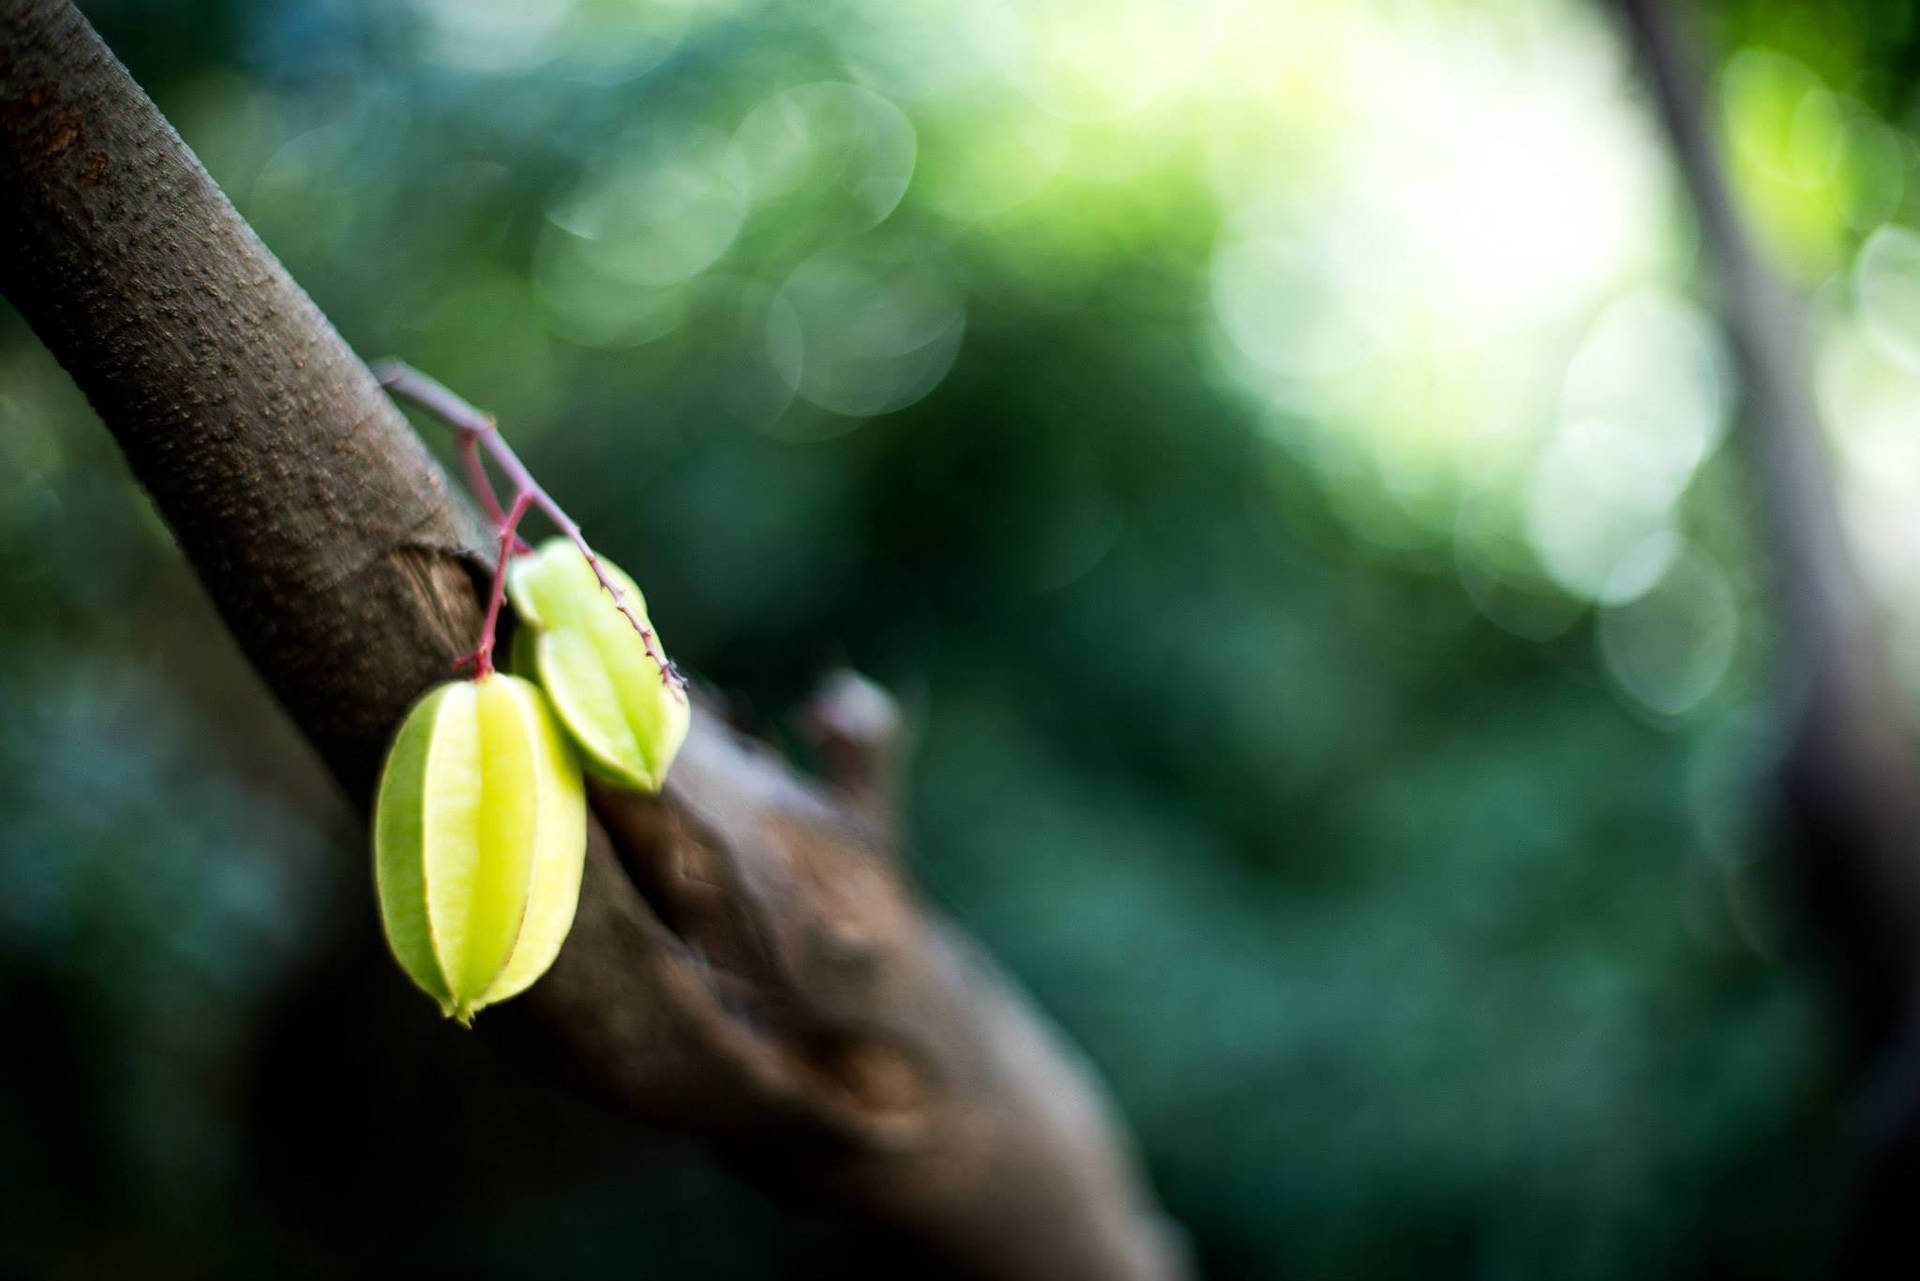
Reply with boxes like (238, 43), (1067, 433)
(1612, 0), (1920, 1270)
(0, 1), (1187, 1276)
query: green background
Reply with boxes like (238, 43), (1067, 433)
(8, 0), (1920, 1275)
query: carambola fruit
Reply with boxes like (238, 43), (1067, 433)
(372, 672), (586, 1023)
(507, 537), (689, 794)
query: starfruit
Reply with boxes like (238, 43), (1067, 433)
(373, 672), (587, 1023)
(507, 537), (689, 793)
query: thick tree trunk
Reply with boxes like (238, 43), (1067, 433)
(0, 2), (1189, 1277)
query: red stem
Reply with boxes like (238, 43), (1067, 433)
(374, 361), (684, 696)
(461, 490), (532, 677)
(460, 431), (505, 528)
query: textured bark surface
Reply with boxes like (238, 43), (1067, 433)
(0, 3), (1188, 1277)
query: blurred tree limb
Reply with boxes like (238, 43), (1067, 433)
(1613, 0), (1920, 1267)
(0, 1), (1187, 1276)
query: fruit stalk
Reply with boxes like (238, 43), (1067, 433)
(373, 360), (684, 695)
(460, 489), (533, 677)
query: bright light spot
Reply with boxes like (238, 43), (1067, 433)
(1524, 416), (1681, 603)
(1561, 290), (1730, 484)
(1211, 226), (1386, 383)
(994, 0), (1223, 124)
(1512, 289), (1725, 602)
(1208, 3), (1672, 542)
(1602, 530), (1683, 606)
(1855, 224), (1920, 372)
(1722, 50), (1841, 189)
(412, 0), (575, 72)
(1598, 548), (1740, 717)
(1325, 12), (1660, 337)
(548, 0), (690, 84)
(550, 125), (747, 287)
(773, 244), (966, 418)
(835, 0), (1025, 106)
(733, 83), (917, 229)
(532, 224), (690, 348)
(1720, 49), (1858, 275)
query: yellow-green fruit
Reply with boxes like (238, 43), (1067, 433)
(507, 538), (689, 793)
(373, 673), (587, 1023)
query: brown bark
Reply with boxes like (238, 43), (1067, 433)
(0, 2), (1189, 1277)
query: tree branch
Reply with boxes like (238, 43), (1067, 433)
(0, 2), (1188, 1276)
(1612, 0), (1920, 1267)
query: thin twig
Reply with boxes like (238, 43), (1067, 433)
(459, 430), (515, 539)
(459, 489), (533, 677)
(373, 360), (685, 697)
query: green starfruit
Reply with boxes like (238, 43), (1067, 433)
(373, 672), (586, 1023)
(507, 537), (689, 793)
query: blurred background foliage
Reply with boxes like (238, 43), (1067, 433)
(10, 0), (1920, 1275)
